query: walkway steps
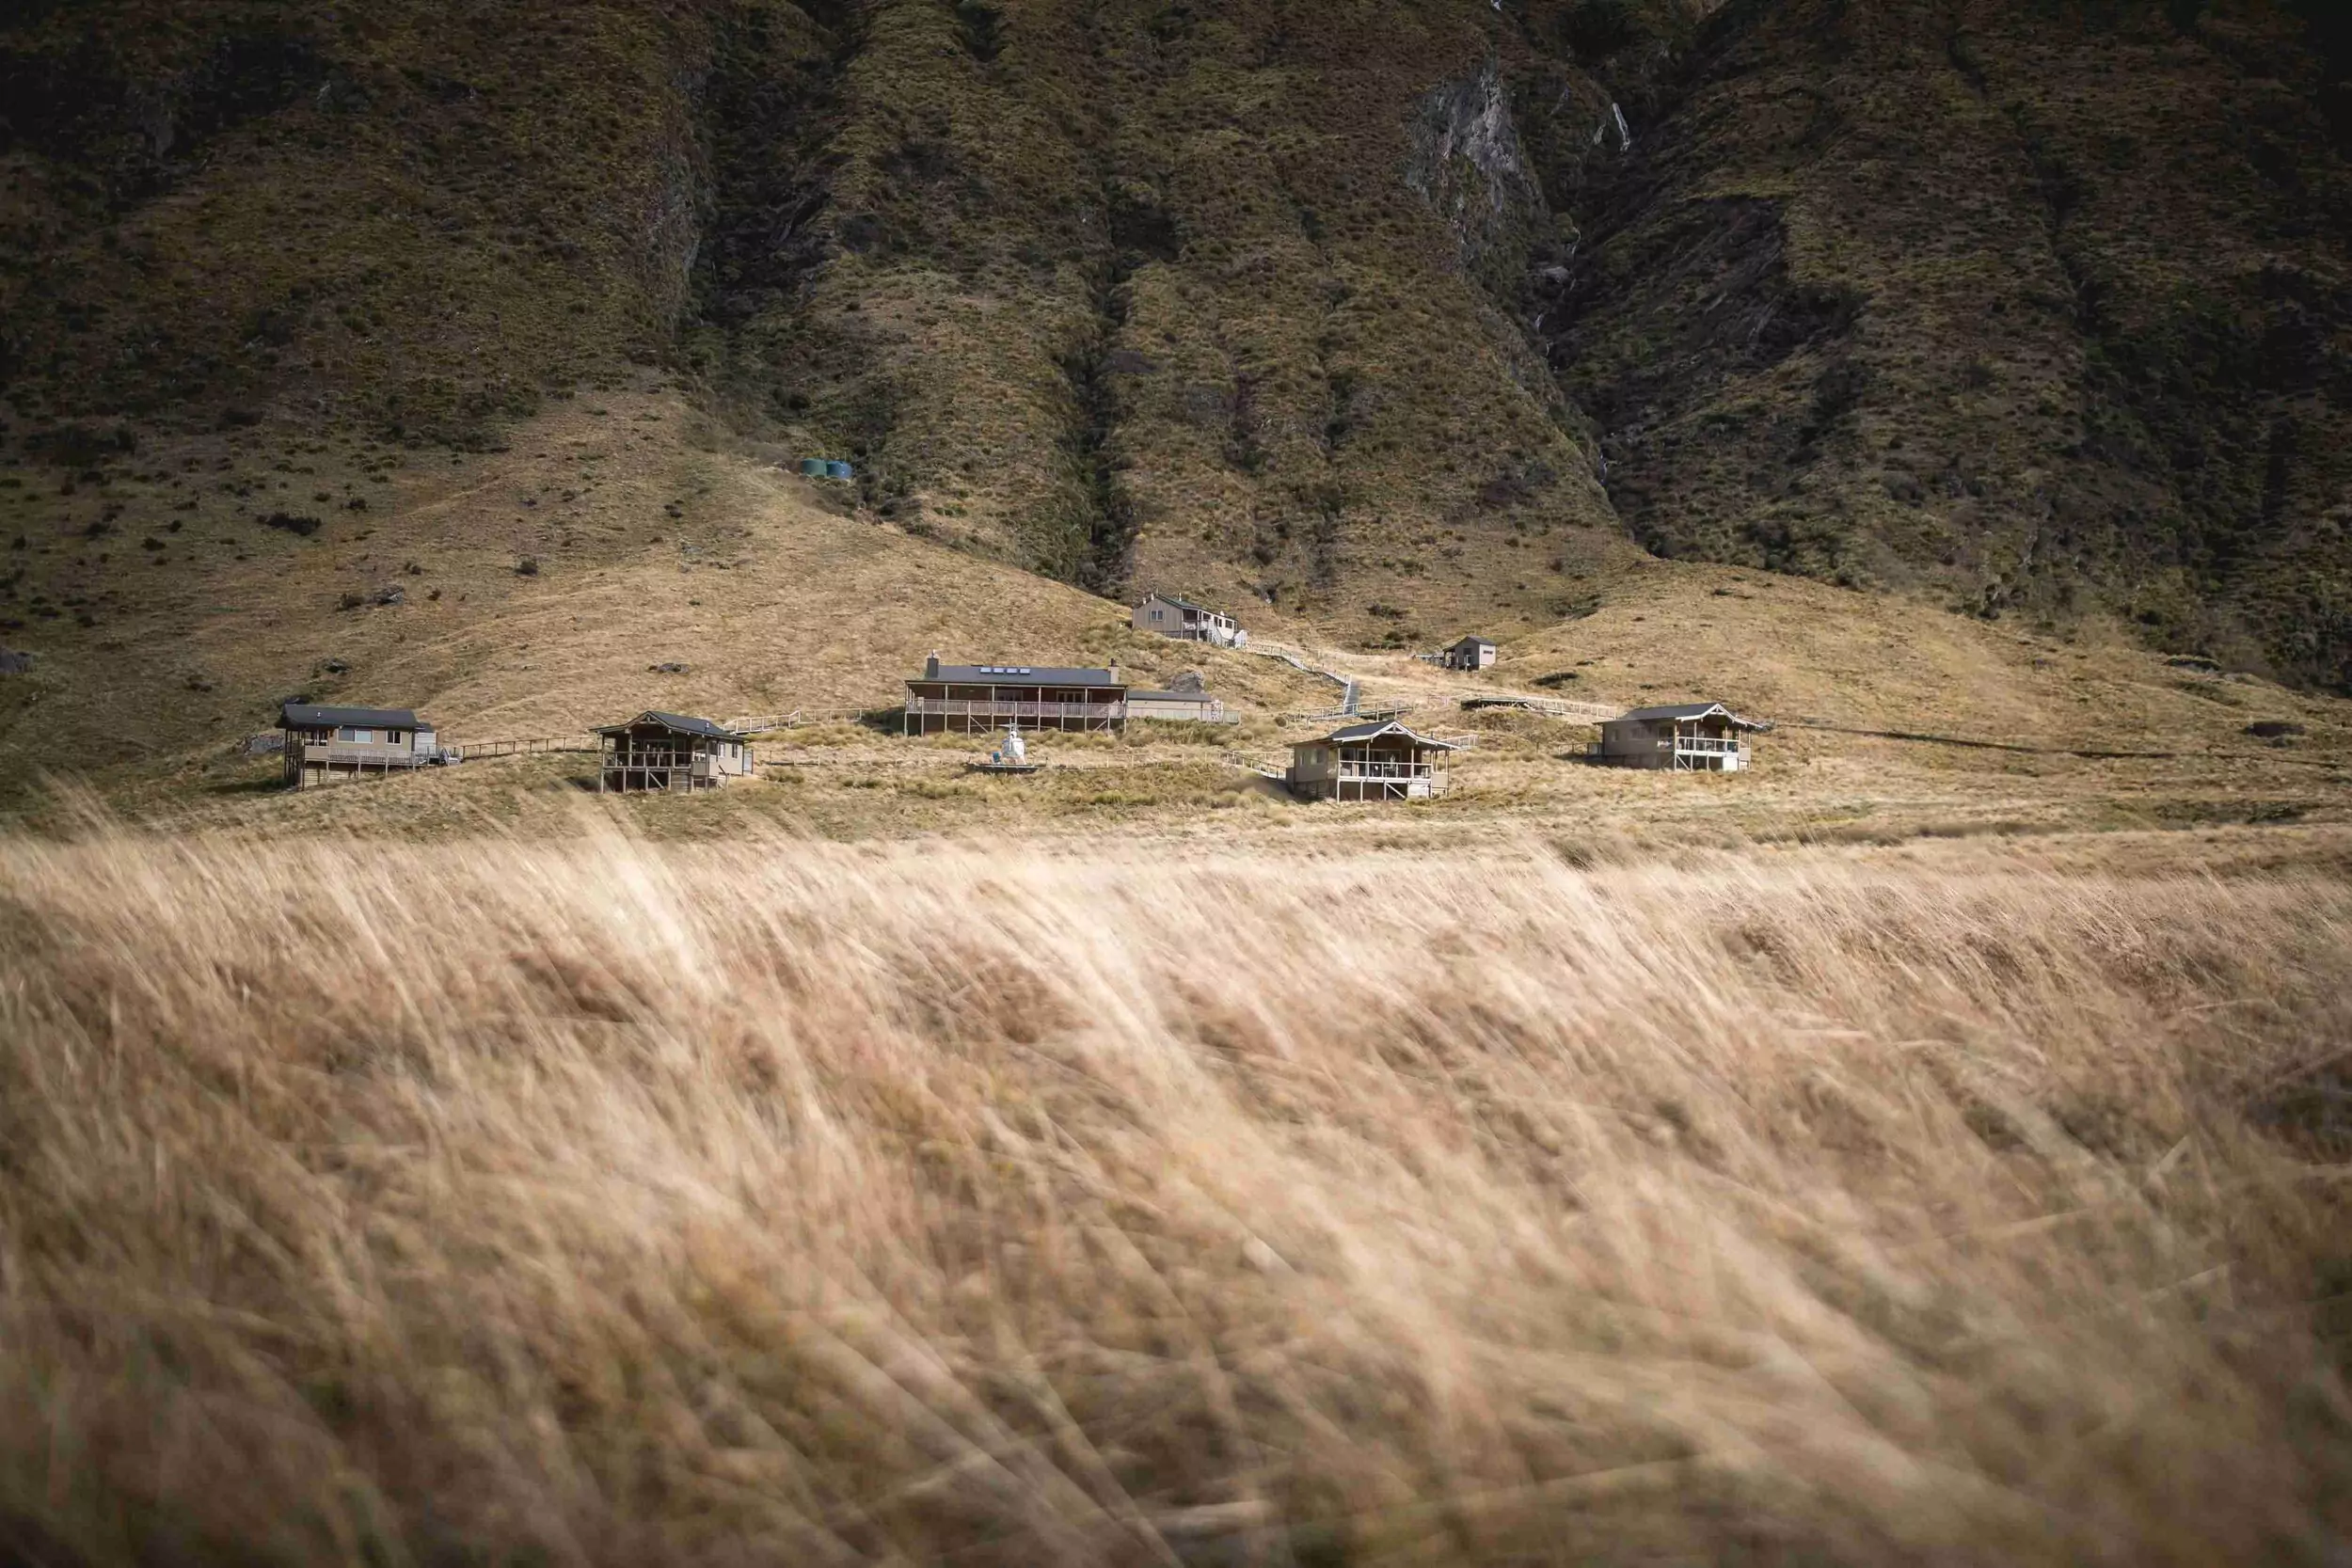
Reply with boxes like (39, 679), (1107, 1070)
(1248, 644), (1358, 711)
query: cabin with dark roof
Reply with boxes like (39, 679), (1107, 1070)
(595, 711), (755, 792)
(1594, 702), (1764, 771)
(1286, 719), (1464, 801)
(903, 656), (1129, 734)
(1134, 592), (1245, 648)
(278, 703), (449, 789)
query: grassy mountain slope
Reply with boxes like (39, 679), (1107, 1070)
(0, 0), (726, 438)
(0, 385), (1340, 800)
(5, 380), (2346, 858)
(0, 0), (1633, 648)
(695, 0), (1633, 634)
(1536, 0), (2352, 687)
(2, 0), (2347, 693)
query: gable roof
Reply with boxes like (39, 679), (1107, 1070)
(1612, 701), (1763, 727)
(1452, 634), (1496, 649)
(915, 661), (1126, 689)
(1142, 592), (1230, 617)
(593, 711), (747, 740)
(1307, 719), (1464, 749)
(281, 703), (422, 730)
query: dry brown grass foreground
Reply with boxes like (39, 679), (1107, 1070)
(3, 827), (2350, 1566)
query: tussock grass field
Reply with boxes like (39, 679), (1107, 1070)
(4, 827), (2349, 1565)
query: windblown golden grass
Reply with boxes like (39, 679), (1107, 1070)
(2, 830), (2348, 1565)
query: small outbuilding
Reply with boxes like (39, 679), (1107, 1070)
(596, 711), (755, 792)
(1287, 719), (1463, 801)
(1125, 682), (1229, 723)
(1441, 635), (1497, 671)
(279, 703), (449, 789)
(1594, 702), (1764, 772)
(1134, 593), (1246, 648)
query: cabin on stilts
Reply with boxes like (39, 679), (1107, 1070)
(902, 657), (1129, 734)
(1133, 592), (1246, 648)
(596, 711), (755, 792)
(279, 703), (451, 789)
(1287, 719), (1463, 801)
(1593, 702), (1764, 771)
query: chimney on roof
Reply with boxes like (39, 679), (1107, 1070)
(925, 652), (940, 679)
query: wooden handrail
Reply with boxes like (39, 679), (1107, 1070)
(450, 736), (597, 757)
(904, 698), (1125, 718)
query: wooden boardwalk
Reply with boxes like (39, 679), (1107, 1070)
(1459, 694), (1619, 722)
(453, 736), (596, 758)
(1248, 645), (1360, 715)
(1222, 751), (1289, 781)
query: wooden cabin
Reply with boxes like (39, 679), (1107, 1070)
(1594, 702), (1763, 771)
(903, 657), (1128, 734)
(596, 711), (755, 792)
(279, 703), (447, 789)
(1134, 592), (1245, 648)
(1287, 719), (1462, 801)
(1441, 635), (1498, 671)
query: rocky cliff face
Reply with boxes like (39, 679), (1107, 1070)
(1527, 0), (2352, 688)
(1407, 57), (1559, 296)
(691, 0), (1627, 635)
(2, 0), (2345, 684)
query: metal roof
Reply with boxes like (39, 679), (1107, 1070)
(1612, 701), (1762, 727)
(1452, 634), (1496, 648)
(1308, 719), (1463, 749)
(1142, 592), (1229, 617)
(281, 703), (423, 729)
(916, 663), (1126, 689)
(593, 710), (747, 740)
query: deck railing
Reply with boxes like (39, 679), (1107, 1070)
(1330, 766), (1448, 796)
(301, 742), (433, 768)
(601, 747), (747, 772)
(1168, 625), (1243, 647)
(598, 749), (745, 790)
(457, 736), (595, 758)
(1335, 761), (1438, 781)
(1674, 736), (1747, 756)
(904, 697), (1125, 722)
(601, 751), (702, 767)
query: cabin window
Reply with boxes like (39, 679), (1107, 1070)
(1150, 609), (1163, 622)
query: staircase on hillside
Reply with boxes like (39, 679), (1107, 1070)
(1248, 643), (1364, 721)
